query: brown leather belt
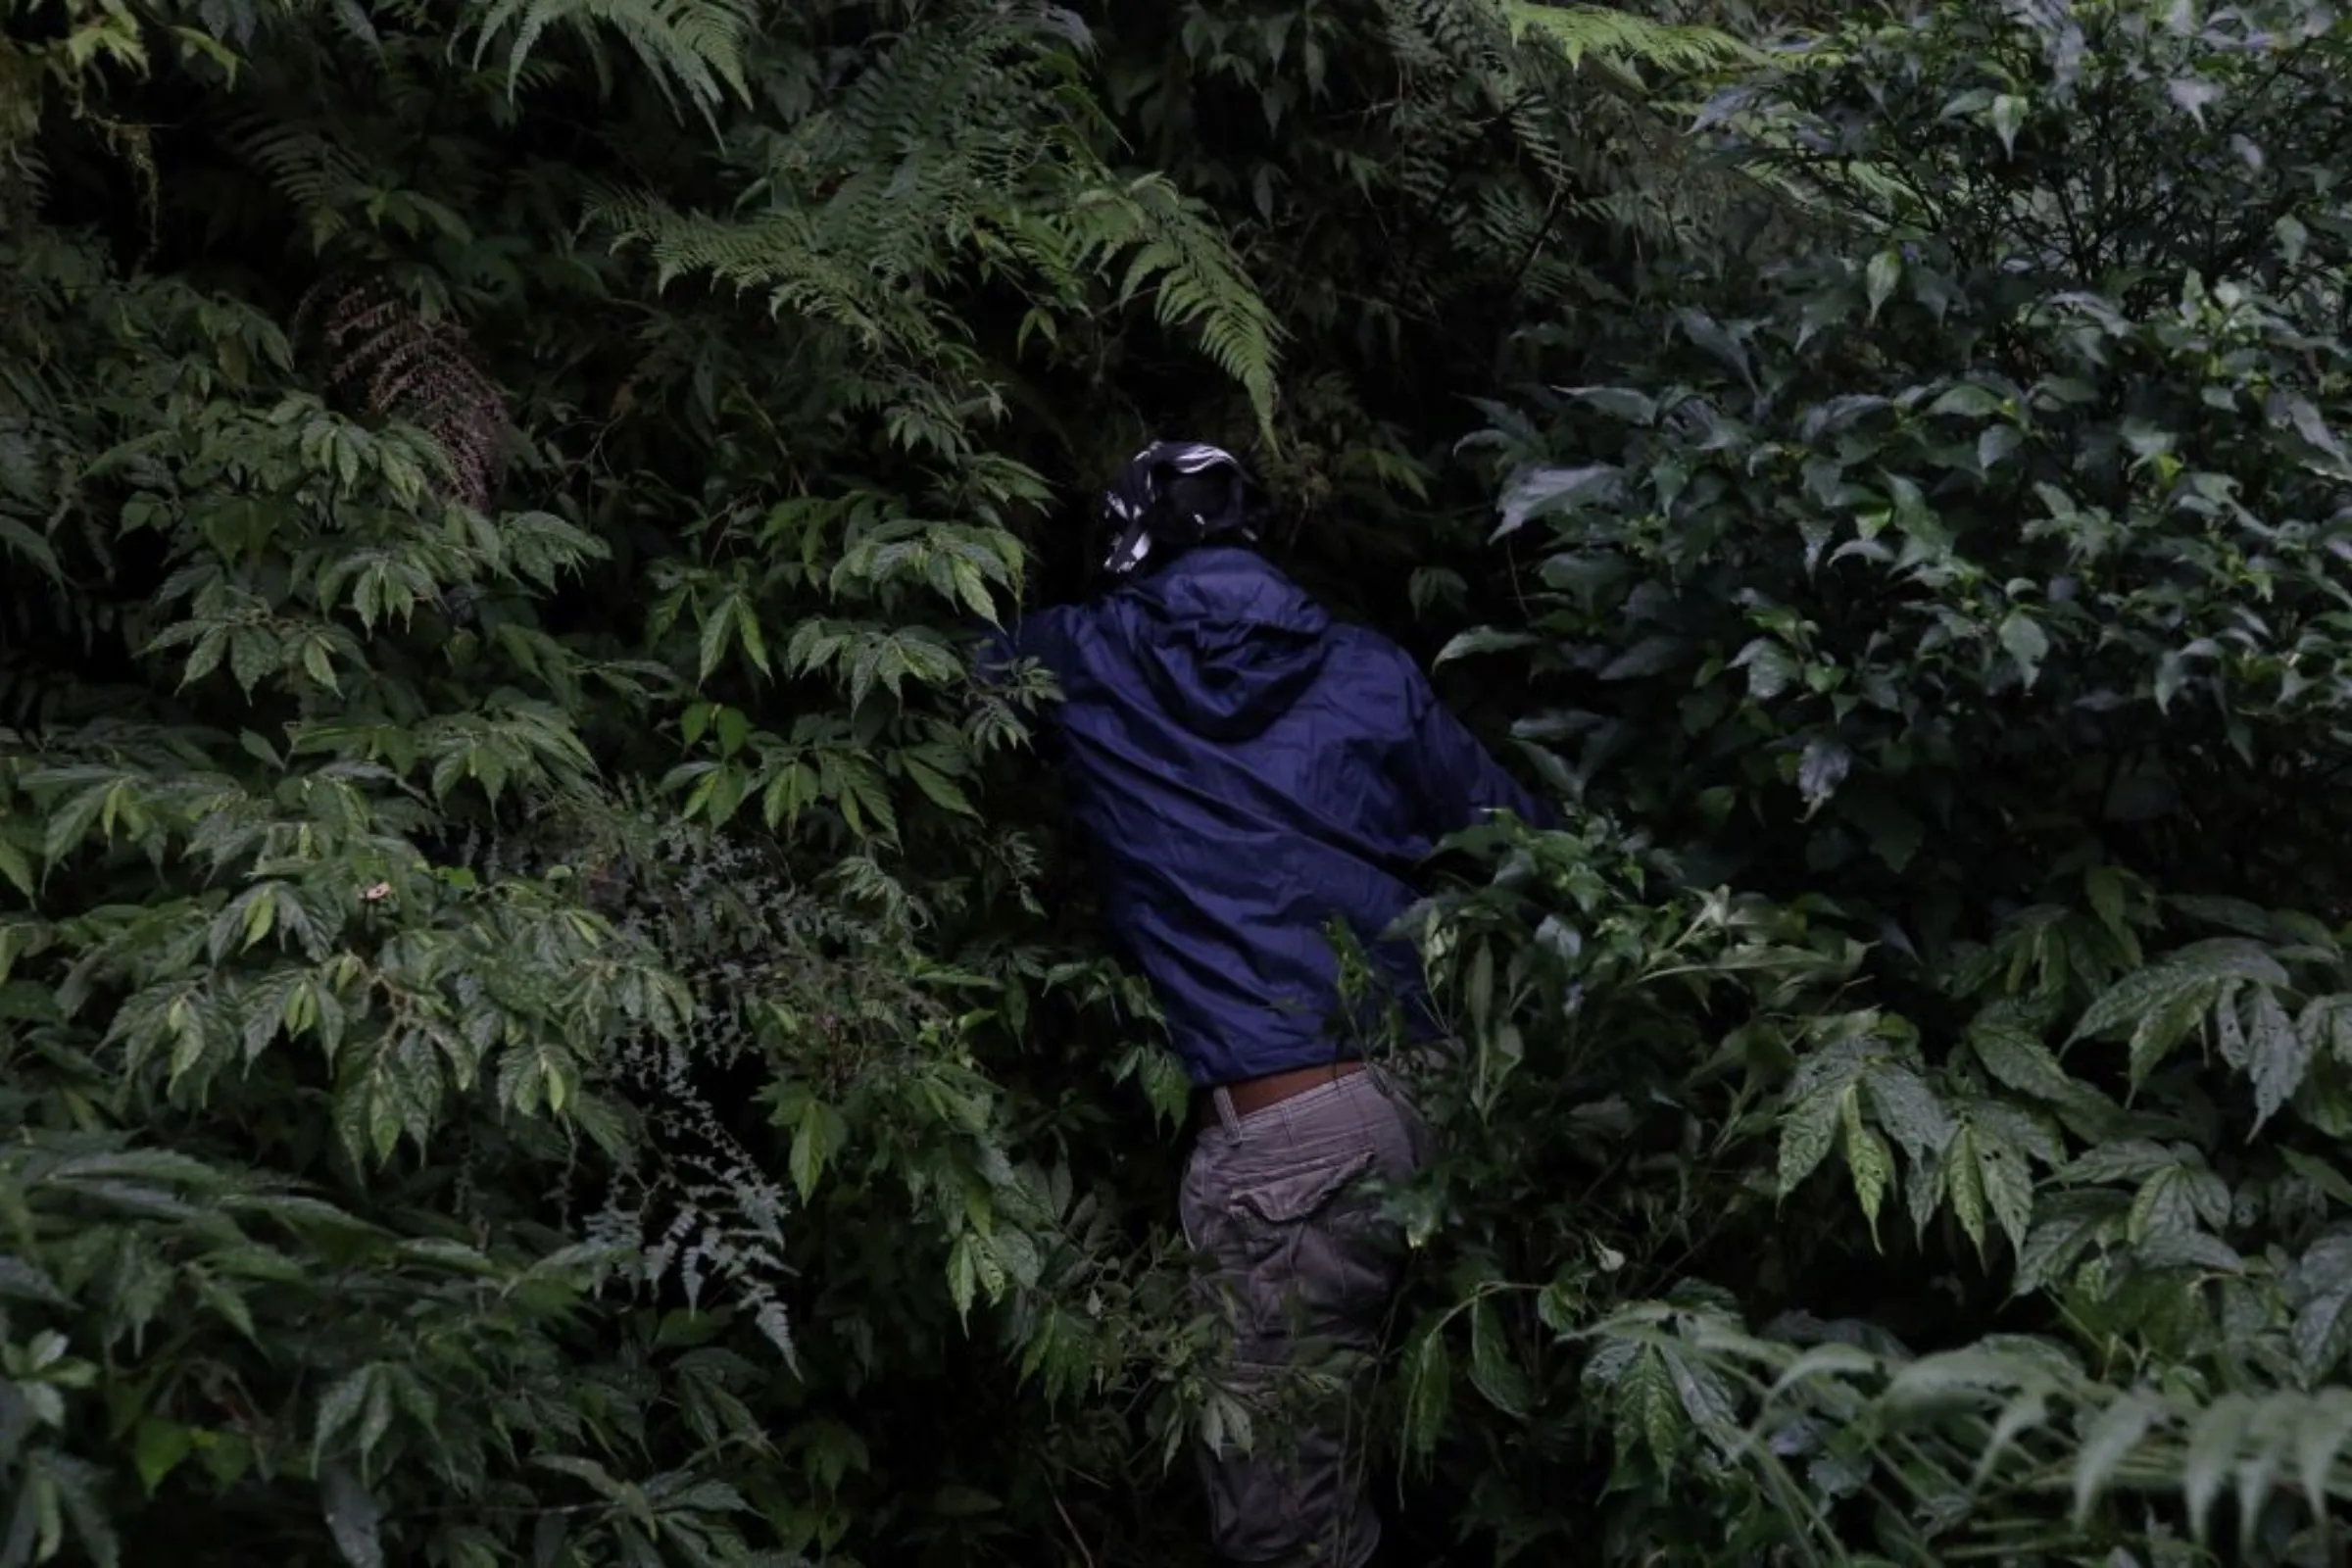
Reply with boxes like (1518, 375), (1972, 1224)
(1196, 1058), (1367, 1129)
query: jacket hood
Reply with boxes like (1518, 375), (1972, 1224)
(1119, 548), (1331, 741)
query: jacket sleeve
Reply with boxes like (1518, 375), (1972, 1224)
(1396, 653), (1559, 837)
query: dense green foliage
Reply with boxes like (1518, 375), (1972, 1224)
(5, 0), (2352, 1563)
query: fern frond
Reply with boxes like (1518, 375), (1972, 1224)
(584, 3), (1282, 442)
(224, 110), (370, 244)
(592, 189), (927, 349)
(464, 0), (758, 127)
(1069, 174), (1286, 444)
(295, 277), (512, 509)
(1369, 0), (1726, 261)
(1503, 2), (1761, 86)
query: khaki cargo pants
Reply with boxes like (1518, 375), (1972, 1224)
(1178, 1065), (1430, 1567)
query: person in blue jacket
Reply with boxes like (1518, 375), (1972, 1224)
(988, 441), (1551, 1568)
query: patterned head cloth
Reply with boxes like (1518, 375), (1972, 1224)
(1100, 440), (1255, 576)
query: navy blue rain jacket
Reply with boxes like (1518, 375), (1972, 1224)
(994, 546), (1553, 1087)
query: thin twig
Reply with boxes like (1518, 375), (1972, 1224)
(1052, 1486), (1098, 1568)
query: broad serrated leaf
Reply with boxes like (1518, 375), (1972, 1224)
(1971, 1019), (2102, 1111)
(1598, 635), (1688, 681)
(2283, 1147), (2352, 1210)
(1733, 638), (1800, 702)
(788, 1097), (845, 1203)
(1434, 626), (1538, 666)
(2291, 1237), (2352, 1378)
(1778, 1074), (1844, 1197)
(2166, 75), (2222, 124)
(1613, 1345), (1684, 1481)
(0, 838), (32, 899)
(1929, 382), (2003, 419)
(314, 1367), (374, 1468)
(2085, 865), (2131, 941)
(2216, 980), (2250, 1069)
(2131, 980), (2216, 1082)
(695, 599), (735, 684)
(1860, 1059), (1951, 1166)
(2128, 1161), (2230, 1272)
(1561, 385), (1657, 424)
(1997, 610), (2050, 688)
(2072, 963), (2204, 1046)
(1865, 250), (1901, 320)
(733, 597), (771, 676)
(2015, 1192), (2124, 1296)
(1468, 1298), (1531, 1418)
(1842, 1102), (1892, 1250)
(1990, 93), (2026, 153)
(1400, 1325), (1450, 1460)
(1942, 1125), (1989, 1259)
(1941, 1119), (2033, 1264)
(133, 1419), (195, 1495)
(946, 1232), (978, 1323)
(0, 1257), (68, 1306)
(2169, 938), (2293, 987)
(1494, 465), (1623, 539)
(1797, 736), (1850, 811)
(2060, 1139), (2177, 1187)
(2248, 985), (2310, 1130)
(319, 1462), (385, 1568)
(1979, 422), (2023, 470)
(901, 753), (977, 818)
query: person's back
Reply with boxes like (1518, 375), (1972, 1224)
(1009, 542), (1546, 1087)
(996, 442), (1551, 1568)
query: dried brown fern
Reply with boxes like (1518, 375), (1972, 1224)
(295, 277), (511, 509)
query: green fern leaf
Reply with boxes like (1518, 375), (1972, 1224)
(466, 0), (756, 127)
